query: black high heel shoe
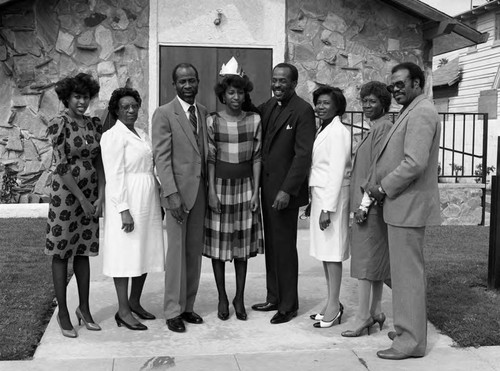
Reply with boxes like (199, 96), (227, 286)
(232, 299), (247, 321)
(130, 307), (156, 320)
(218, 300), (230, 321)
(115, 312), (148, 331)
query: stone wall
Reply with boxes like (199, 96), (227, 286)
(0, 0), (149, 203)
(286, 0), (425, 108)
(440, 184), (484, 225)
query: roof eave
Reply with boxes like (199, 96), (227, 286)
(456, 0), (500, 20)
(382, 0), (489, 47)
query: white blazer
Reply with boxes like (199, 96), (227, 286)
(309, 115), (351, 212)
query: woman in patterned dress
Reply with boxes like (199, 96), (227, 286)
(203, 65), (264, 321)
(45, 73), (103, 338)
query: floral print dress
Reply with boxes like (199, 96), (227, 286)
(45, 112), (101, 259)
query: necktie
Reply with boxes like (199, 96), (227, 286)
(188, 105), (197, 134)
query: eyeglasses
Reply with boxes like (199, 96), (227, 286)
(387, 80), (408, 93)
(119, 104), (140, 111)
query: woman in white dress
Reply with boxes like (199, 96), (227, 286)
(101, 88), (165, 331)
(308, 86), (351, 328)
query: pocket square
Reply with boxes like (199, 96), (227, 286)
(286, 124), (293, 130)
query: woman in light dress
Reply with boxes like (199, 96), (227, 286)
(101, 87), (165, 331)
(308, 86), (351, 328)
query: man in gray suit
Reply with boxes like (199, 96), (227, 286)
(152, 63), (208, 333)
(367, 62), (441, 360)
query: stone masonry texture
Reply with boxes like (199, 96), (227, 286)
(0, 0), (149, 203)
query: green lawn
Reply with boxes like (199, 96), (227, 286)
(425, 225), (499, 347)
(0, 218), (54, 361)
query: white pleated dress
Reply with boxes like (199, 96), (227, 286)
(309, 116), (351, 262)
(101, 120), (165, 277)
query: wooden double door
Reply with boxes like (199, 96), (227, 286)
(159, 46), (273, 113)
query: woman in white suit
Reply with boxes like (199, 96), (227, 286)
(101, 88), (165, 331)
(309, 86), (351, 328)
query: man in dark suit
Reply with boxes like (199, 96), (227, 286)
(251, 63), (316, 324)
(152, 63), (208, 333)
(367, 62), (441, 359)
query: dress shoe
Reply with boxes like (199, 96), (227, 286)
(376, 348), (423, 360)
(388, 331), (397, 341)
(217, 300), (230, 321)
(233, 299), (247, 321)
(309, 313), (323, 321)
(56, 314), (77, 338)
(75, 307), (101, 331)
(130, 307), (156, 320)
(115, 313), (147, 331)
(372, 312), (386, 330)
(251, 302), (278, 311)
(313, 306), (343, 328)
(341, 317), (374, 337)
(270, 310), (297, 324)
(309, 303), (343, 321)
(181, 311), (203, 324)
(166, 316), (186, 332)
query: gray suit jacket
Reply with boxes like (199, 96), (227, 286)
(375, 94), (441, 227)
(152, 97), (208, 211)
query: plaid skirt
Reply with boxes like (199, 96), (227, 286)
(203, 176), (264, 261)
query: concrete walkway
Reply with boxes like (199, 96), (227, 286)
(2, 227), (500, 370)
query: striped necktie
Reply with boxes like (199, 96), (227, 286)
(188, 105), (197, 134)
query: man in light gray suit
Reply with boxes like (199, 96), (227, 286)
(152, 63), (208, 333)
(367, 62), (441, 360)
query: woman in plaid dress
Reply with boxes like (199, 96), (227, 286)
(203, 62), (264, 321)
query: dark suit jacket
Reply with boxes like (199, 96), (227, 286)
(151, 97), (208, 211)
(259, 93), (316, 209)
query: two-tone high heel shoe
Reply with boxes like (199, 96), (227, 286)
(341, 317), (375, 337)
(115, 312), (147, 331)
(309, 303), (344, 322)
(309, 313), (323, 321)
(232, 299), (247, 321)
(313, 304), (344, 328)
(56, 314), (77, 338)
(372, 312), (386, 330)
(75, 307), (101, 331)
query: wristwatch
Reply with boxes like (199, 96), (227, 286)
(322, 210), (329, 213)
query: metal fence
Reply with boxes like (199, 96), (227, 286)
(344, 111), (489, 225)
(344, 111), (489, 183)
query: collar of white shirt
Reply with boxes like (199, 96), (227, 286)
(176, 96), (199, 134)
(176, 95), (198, 115)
